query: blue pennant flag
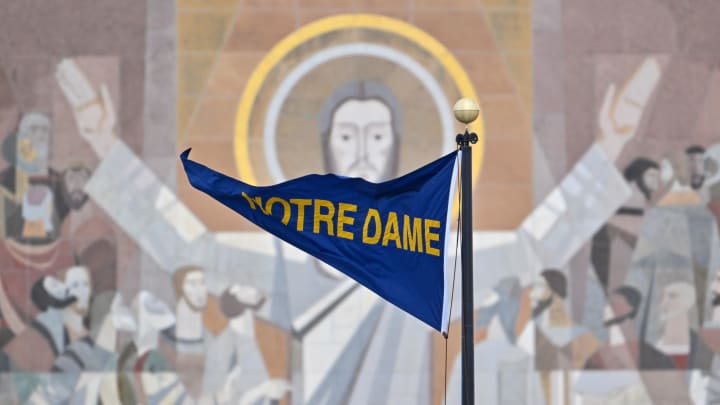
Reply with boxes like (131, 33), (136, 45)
(180, 149), (459, 333)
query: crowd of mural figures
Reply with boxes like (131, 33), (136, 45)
(0, 55), (716, 404)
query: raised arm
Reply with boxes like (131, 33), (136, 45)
(56, 58), (208, 271)
(471, 58), (662, 295)
(519, 57), (661, 269)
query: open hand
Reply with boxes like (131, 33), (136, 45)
(55, 58), (117, 157)
(597, 58), (661, 161)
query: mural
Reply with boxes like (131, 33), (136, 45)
(532, 1), (720, 403)
(0, 54), (126, 402)
(0, 0), (718, 404)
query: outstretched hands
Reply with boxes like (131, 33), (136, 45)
(55, 58), (117, 158)
(597, 57), (661, 161)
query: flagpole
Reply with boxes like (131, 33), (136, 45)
(453, 98), (479, 405)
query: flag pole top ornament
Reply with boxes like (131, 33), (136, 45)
(453, 98), (480, 125)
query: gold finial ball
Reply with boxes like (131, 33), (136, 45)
(453, 98), (480, 125)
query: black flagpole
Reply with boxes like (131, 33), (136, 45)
(452, 98), (480, 405)
(456, 127), (477, 405)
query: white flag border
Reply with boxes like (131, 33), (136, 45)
(440, 150), (461, 335)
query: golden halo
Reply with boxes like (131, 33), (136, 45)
(234, 13), (484, 190)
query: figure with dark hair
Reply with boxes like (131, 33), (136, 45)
(9, 265), (98, 400)
(591, 157), (661, 293)
(657, 147), (705, 205)
(46, 263), (121, 397)
(532, 270), (567, 319)
(532, 270), (600, 402)
(0, 113), (81, 337)
(533, 270), (599, 367)
(585, 286), (673, 369)
(160, 265), (289, 403)
(60, 163), (92, 211)
(686, 145), (706, 190)
(622, 157), (661, 204)
(0, 112), (89, 243)
(0, 115), (95, 340)
(26, 291), (151, 404)
(0, 275), (75, 372)
(0, 106), (109, 393)
(635, 147), (720, 324)
(574, 285), (679, 404)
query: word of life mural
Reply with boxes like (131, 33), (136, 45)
(0, 8), (719, 405)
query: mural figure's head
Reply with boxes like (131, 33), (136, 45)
(64, 265), (92, 316)
(686, 145), (706, 190)
(61, 163), (92, 210)
(31, 275), (76, 312)
(16, 112), (51, 175)
(659, 281), (695, 323)
(173, 265), (208, 311)
(623, 157), (660, 200)
(532, 269), (566, 318)
(320, 80), (402, 183)
(604, 286), (642, 327)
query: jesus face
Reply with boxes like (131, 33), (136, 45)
(327, 99), (396, 183)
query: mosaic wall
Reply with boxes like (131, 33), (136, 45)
(0, 0), (718, 403)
